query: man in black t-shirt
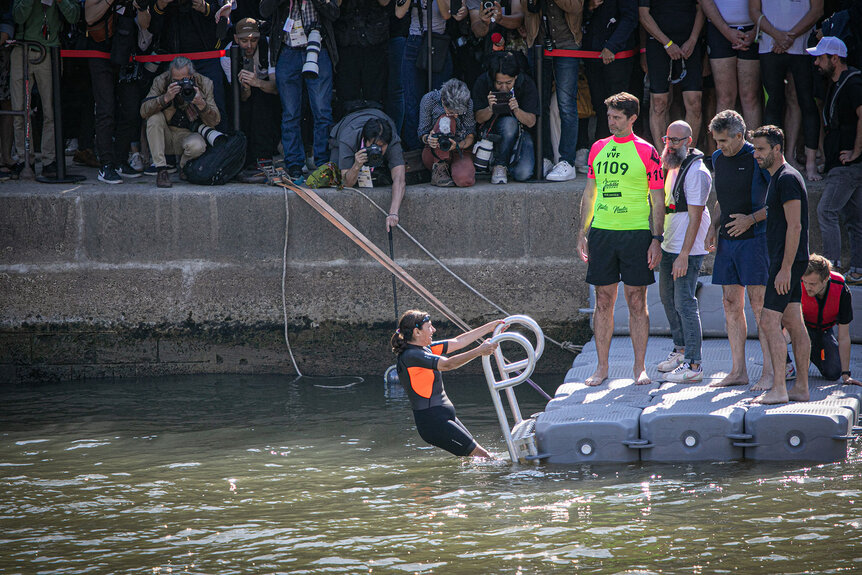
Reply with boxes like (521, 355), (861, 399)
(751, 125), (811, 405)
(808, 36), (862, 286)
(472, 52), (538, 183)
(639, 0), (704, 151)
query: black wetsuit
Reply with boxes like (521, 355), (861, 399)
(397, 342), (477, 456)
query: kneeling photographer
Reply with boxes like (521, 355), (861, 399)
(329, 108), (406, 231)
(140, 56), (220, 188)
(472, 52), (537, 183)
(418, 79), (476, 188)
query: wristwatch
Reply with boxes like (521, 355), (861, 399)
(651, 234), (664, 242)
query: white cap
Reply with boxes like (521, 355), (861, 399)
(806, 36), (848, 58)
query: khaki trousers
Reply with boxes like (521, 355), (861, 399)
(146, 112), (206, 168)
(10, 45), (55, 165)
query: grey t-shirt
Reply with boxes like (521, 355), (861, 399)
(329, 109), (405, 171)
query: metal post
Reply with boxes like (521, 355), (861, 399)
(37, 45), (84, 183)
(21, 43), (34, 179)
(426, 1), (433, 90)
(230, 44), (241, 133)
(533, 45), (544, 181)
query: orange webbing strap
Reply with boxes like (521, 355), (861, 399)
(279, 180), (471, 332)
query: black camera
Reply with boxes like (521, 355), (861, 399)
(433, 133), (458, 151)
(364, 144), (385, 168)
(177, 77), (197, 102)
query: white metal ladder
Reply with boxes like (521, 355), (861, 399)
(482, 315), (545, 463)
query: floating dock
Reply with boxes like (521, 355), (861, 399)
(532, 279), (862, 464)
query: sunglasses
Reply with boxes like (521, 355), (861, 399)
(415, 315), (431, 330)
(668, 59), (687, 85)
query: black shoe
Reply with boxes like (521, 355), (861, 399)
(98, 164), (123, 184)
(117, 162), (142, 178)
(143, 164), (159, 176)
(287, 165), (304, 183)
(166, 164), (177, 174)
(41, 161), (57, 178)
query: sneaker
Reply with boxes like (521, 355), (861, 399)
(664, 362), (704, 383)
(574, 148), (589, 174)
(846, 272), (862, 286)
(546, 159), (577, 181)
(166, 164), (177, 174)
(156, 167), (172, 188)
(542, 158), (554, 178)
(73, 148), (100, 168)
(431, 161), (454, 187)
(287, 165), (305, 183)
(785, 360), (797, 380)
(657, 350), (685, 372)
(0, 166), (12, 181)
(491, 165), (508, 184)
(128, 152), (145, 173)
(98, 164), (123, 184)
(41, 161), (57, 178)
(117, 162), (142, 178)
(64, 138), (78, 155)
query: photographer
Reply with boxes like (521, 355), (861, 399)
(330, 108), (406, 230)
(149, 0), (226, 128)
(418, 78), (476, 187)
(84, 0), (153, 184)
(523, 0), (585, 182)
(260, 0), (340, 182)
(472, 52), (537, 183)
(219, 18), (280, 179)
(140, 55), (220, 188)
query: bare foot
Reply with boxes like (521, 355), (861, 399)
(787, 385), (810, 402)
(635, 369), (651, 386)
(750, 389), (789, 404)
(806, 162), (822, 182)
(750, 372), (774, 391)
(710, 373), (749, 388)
(585, 368), (608, 387)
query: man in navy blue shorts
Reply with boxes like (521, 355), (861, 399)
(705, 110), (774, 389)
(751, 125), (811, 404)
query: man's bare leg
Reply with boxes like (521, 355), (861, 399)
(625, 284), (651, 385)
(711, 57), (739, 118)
(748, 285), (774, 390)
(649, 93), (671, 151)
(587, 284), (617, 386)
(682, 91), (703, 147)
(737, 58), (762, 130)
(783, 303), (810, 401)
(712, 284), (750, 386)
(751, 308), (790, 404)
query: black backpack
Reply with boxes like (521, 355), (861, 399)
(183, 131), (247, 185)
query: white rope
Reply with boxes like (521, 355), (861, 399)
(345, 187), (581, 355)
(282, 186), (303, 376)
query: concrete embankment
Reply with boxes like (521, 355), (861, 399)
(1, 172), (606, 382)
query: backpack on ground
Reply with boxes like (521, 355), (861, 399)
(183, 131), (247, 185)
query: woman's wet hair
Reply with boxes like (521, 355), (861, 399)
(391, 309), (431, 354)
(805, 253), (832, 281)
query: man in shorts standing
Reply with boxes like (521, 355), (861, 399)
(705, 110), (774, 389)
(577, 92), (665, 387)
(751, 125), (811, 404)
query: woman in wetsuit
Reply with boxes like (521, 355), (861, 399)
(391, 310), (503, 458)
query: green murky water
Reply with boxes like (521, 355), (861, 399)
(1, 374), (860, 574)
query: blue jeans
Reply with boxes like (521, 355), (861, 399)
(659, 249), (705, 364)
(541, 55), (579, 165)
(490, 115), (535, 181)
(276, 46), (334, 169)
(386, 36), (407, 136)
(401, 34), (453, 151)
(194, 57), (228, 132)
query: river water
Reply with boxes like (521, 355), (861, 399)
(1, 373), (860, 574)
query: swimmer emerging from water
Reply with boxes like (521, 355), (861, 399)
(391, 310), (503, 458)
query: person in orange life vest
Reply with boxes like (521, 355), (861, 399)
(391, 310), (503, 458)
(800, 254), (861, 385)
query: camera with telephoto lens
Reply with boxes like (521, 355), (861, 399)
(196, 123), (228, 147)
(177, 77), (197, 102)
(302, 28), (322, 79)
(472, 133), (501, 172)
(364, 144), (385, 168)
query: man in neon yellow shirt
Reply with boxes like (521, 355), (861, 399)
(576, 92), (666, 386)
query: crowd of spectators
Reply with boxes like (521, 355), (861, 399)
(0, 0), (860, 274)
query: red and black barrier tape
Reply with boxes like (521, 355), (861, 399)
(543, 48), (644, 59)
(58, 49), (226, 62)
